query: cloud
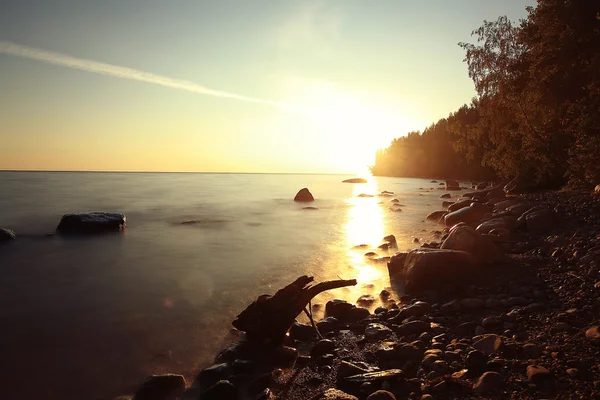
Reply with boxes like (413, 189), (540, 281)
(0, 40), (307, 113)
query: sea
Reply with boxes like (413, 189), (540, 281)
(0, 171), (461, 400)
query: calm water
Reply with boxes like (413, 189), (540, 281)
(0, 172), (457, 400)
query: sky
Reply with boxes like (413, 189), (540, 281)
(0, 0), (535, 174)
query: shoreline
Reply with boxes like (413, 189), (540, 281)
(123, 188), (600, 399)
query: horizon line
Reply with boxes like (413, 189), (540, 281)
(0, 169), (368, 176)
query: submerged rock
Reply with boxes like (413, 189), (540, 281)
(56, 212), (126, 234)
(445, 179), (461, 190)
(294, 188), (314, 202)
(0, 228), (16, 242)
(444, 204), (487, 227)
(426, 211), (447, 221)
(343, 178), (368, 183)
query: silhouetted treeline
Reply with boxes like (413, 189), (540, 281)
(372, 0), (600, 188)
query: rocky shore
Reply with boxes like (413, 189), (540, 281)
(122, 185), (600, 400)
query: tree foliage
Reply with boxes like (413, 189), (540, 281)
(371, 0), (600, 189)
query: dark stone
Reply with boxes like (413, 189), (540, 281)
(466, 350), (488, 370)
(441, 193), (451, 198)
(444, 204), (487, 227)
(0, 228), (16, 242)
(311, 339), (336, 358)
(202, 380), (239, 400)
(455, 321), (478, 336)
(586, 326), (600, 345)
(347, 307), (371, 322)
(197, 363), (230, 385)
(473, 371), (503, 394)
(313, 388), (358, 400)
(366, 390), (397, 400)
(526, 365), (553, 384)
(133, 374), (186, 400)
(317, 317), (340, 334)
(393, 320), (430, 336)
(271, 346), (298, 368)
(294, 188), (314, 202)
(326, 300), (354, 319)
(56, 212), (126, 234)
(289, 321), (316, 341)
(426, 211), (447, 221)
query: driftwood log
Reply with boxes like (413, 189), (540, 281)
(232, 275), (357, 346)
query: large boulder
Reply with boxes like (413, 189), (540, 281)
(441, 224), (503, 264)
(445, 179), (461, 191)
(56, 212), (126, 234)
(294, 188), (314, 202)
(448, 199), (474, 213)
(444, 203), (488, 227)
(388, 248), (479, 293)
(0, 228), (16, 242)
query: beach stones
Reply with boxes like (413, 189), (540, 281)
(445, 179), (461, 190)
(441, 223), (503, 264)
(473, 371), (503, 394)
(0, 228), (16, 242)
(314, 388), (358, 400)
(56, 212), (126, 234)
(585, 326), (600, 345)
(294, 188), (314, 202)
(444, 204), (488, 227)
(388, 248), (479, 293)
(133, 374), (186, 400)
(426, 211), (447, 221)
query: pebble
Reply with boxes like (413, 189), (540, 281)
(472, 334), (503, 355)
(526, 365), (553, 384)
(586, 326), (600, 345)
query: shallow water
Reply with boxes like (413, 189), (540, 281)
(0, 172), (461, 399)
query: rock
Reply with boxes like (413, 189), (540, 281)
(526, 365), (553, 384)
(347, 307), (371, 322)
(456, 321), (478, 336)
(343, 178), (368, 183)
(366, 390), (396, 400)
(442, 201), (454, 208)
(446, 180), (461, 190)
(585, 326), (600, 345)
(448, 199), (473, 213)
(289, 322), (316, 341)
(365, 323), (393, 339)
(56, 212), (126, 234)
(313, 388), (358, 400)
(393, 320), (430, 336)
(388, 248), (479, 293)
(343, 369), (404, 385)
(473, 371), (503, 394)
(337, 361), (373, 380)
(357, 294), (376, 306)
(431, 360), (449, 374)
(272, 346), (298, 368)
(197, 363), (230, 385)
(326, 300), (354, 320)
(441, 193), (451, 198)
(460, 298), (485, 310)
(466, 350), (488, 370)
(317, 317), (340, 334)
(505, 203), (531, 216)
(494, 199), (520, 211)
(476, 217), (517, 234)
(294, 188), (314, 202)
(525, 209), (557, 233)
(427, 211), (448, 221)
(383, 235), (397, 244)
(472, 334), (503, 355)
(522, 343), (541, 359)
(311, 339), (336, 358)
(358, 193), (374, 198)
(133, 374), (186, 400)
(303, 206), (319, 210)
(0, 228), (16, 242)
(441, 223), (503, 264)
(444, 204), (488, 227)
(203, 380), (239, 400)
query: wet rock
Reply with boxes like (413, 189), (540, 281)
(289, 322), (316, 341)
(446, 180), (461, 190)
(466, 350), (488, 370)
(444, 204), (488, 227)
(0, 228), (16, 242)
(357, 294), (376, 306)
(526, 365), (553, 384)
(448, 199), (473, 212)
(314, 388), (358, 400)
(317, 317), (340, 334)
(56, 212), (126, 234)
(343, 178), (368, 183)
(441, 193), (451, 199)
(473, 334), (503, 355)
(476, 216), (517, 234)
(442, 201), (454, 208)
(427, 211), (447, 221)
(431, 360), (449, 374)
(366, 390), (396, 400)
(311, 339), (336, 358)
(441, 224), (503, 264)
(388, 248), (479, 293)
(294, 188), (314, 202)
(383, 235), (397, 245)
(365, 323), (393, 339)
(326, 300), (354, 320)
(380, 289), (391, 300)
(197, 363), (230, 385)
(358, 194), (375, 198)
(393, 320), (430, 336)
(585, 326), (600, 345)
(455, 321), (478, 336)
(473, 371), (503, 394)
(347, 307), (371, 322)
(522, 343), (542, 358)
(133, 374), (186, 400)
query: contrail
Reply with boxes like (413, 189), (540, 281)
(0, 40), (309, 113)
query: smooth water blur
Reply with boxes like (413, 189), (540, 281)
(0, 172), (455, 399)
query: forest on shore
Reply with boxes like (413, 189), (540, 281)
(370, 0), (599, 189)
